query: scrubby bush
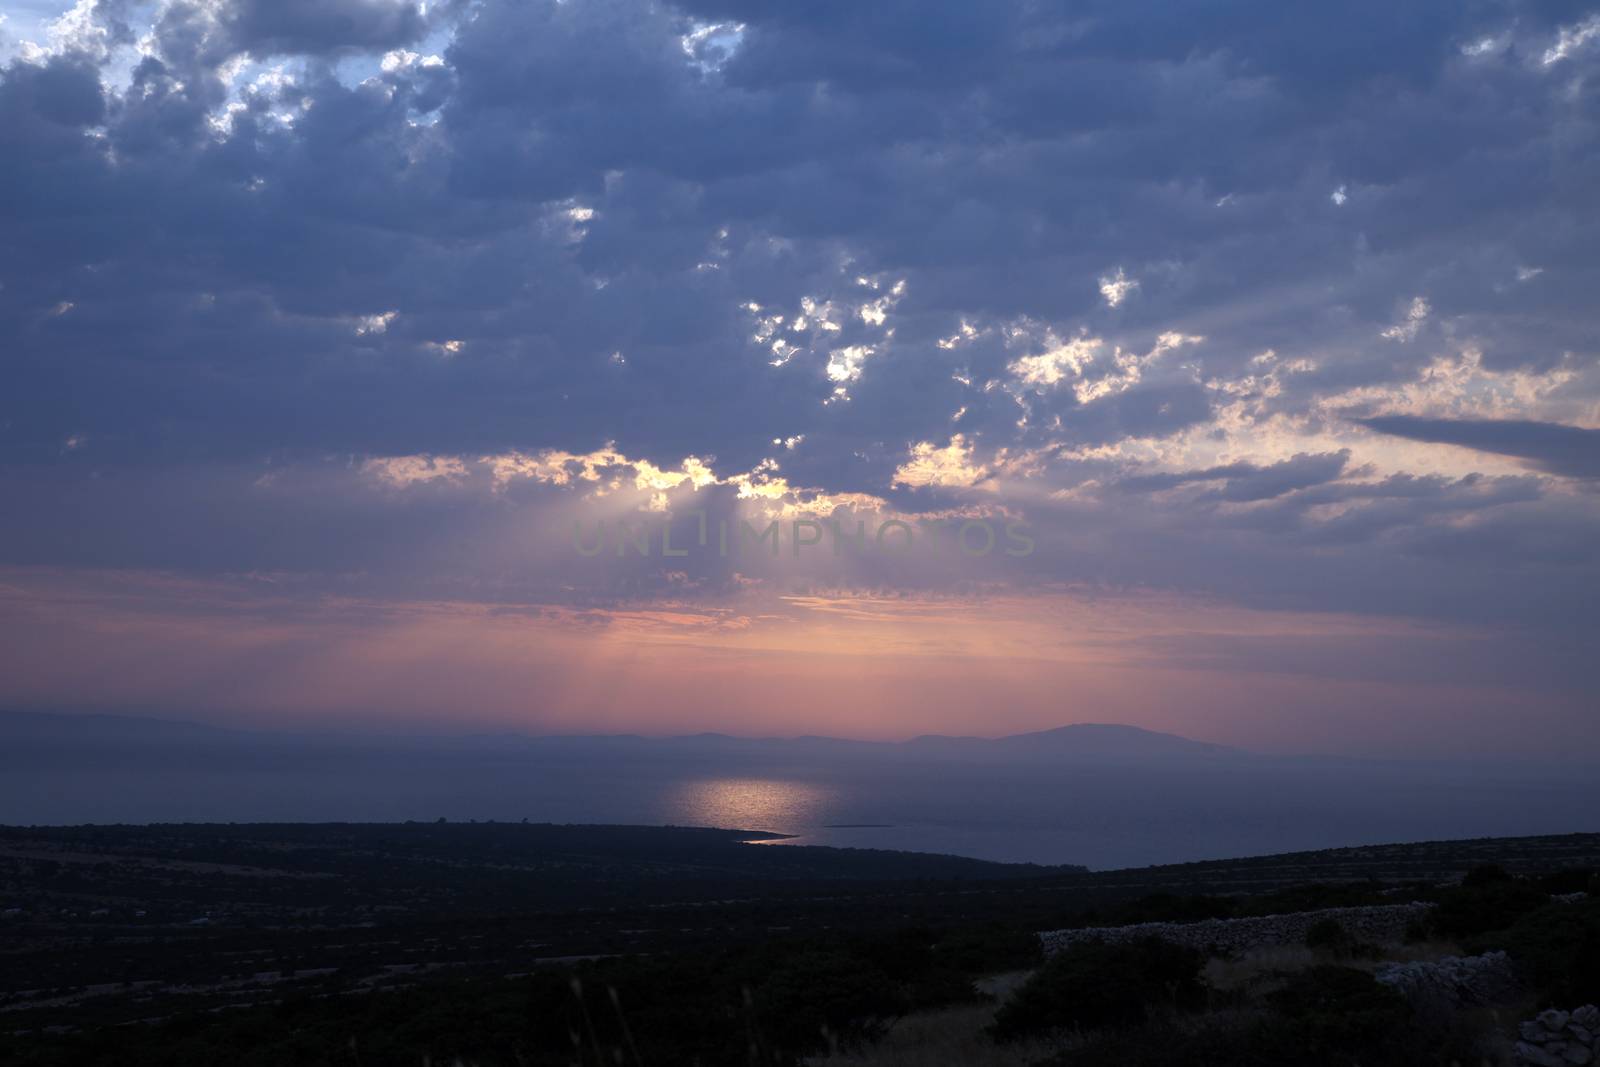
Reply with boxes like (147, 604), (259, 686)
(989, 937), (1207, 1041)
(1429, 877), (1549, 939)
(750, 946), (911, 1050)
(1042, 966), (1491, 1067)
(1304, 917), (1381, 959)
(1243, 881), (1392, 917)
(1040, 1017), (1303, 1067)
(1477, 896), (1600, 1007)
(1537, 867), (1597, 895)
(1461, 863), (1513, 888)
(1304, 917), (1352, 954)
(1266, 965), (1411, 1049)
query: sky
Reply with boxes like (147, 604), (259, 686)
(0, 0), (1597, 758)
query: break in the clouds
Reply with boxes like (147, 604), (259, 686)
(1, 0), (1598, 751)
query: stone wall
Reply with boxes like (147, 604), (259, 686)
(1514, 1006), (1599, 1067)
(1038, 902), (1434, 956)
(1374, 950), (1521, 1006)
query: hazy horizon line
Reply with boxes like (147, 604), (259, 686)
(6, 706), (1598, 769)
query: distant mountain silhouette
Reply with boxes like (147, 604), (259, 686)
(486, 721), (1245, 762)
(0, 709), (1245, 764)
(901, 722), (1243, 761)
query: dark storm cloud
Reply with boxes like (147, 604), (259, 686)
(1353, 416), (1600, 480)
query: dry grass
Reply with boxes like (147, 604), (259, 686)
(804, 971), (1079, 1067)
(1202, 945), (1316, 991)
(803, 999), (1073, 1067)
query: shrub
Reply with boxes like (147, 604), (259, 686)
(751, 947), (908, 1051)
(1477, 897), (1600, 1007)
(1429, 878), (1549, 939)
(1461, 863), (1513, 888)
(1052, 968), (1421, 1067)
(1244, 881), (1390, 917)
(1304, 918), (1352, 954)
(1537, 868), (1597, 895)
(1266, 965), (1411, 1050)
(1043, 972), (1484, 1067)
(989, 937), (1207, 1041)
(1041, 1017), (1303, 1067)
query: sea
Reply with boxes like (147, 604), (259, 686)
(5, 739), (1597, 869)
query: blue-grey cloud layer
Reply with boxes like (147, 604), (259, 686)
(2, 0), (1598, 665)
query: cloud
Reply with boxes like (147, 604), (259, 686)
(0, 0), (1598, 707)
(1099, 268), (1139, 308)
(893, 434), (989, 489)
(1353, 416), (1600, 480)
(218, 0), (428, 57)
(1114, 451), (1351, 502)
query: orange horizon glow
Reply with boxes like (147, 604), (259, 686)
(0, 564), (1587, 760)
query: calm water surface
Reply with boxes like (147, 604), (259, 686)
(6, 752), (1597, 869)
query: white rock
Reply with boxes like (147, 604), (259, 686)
(1540, 1010), (1573, 1031)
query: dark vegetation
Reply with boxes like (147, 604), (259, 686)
(1034, 965), (1476, 1067)
(1441, 864), (1600, 1008)
(1, 825), (1598, 1065)
(999, 862), (1600, 1067)
(990, 937), (1207, 1040)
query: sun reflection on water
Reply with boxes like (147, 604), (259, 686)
(663, 777), (836, 836)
